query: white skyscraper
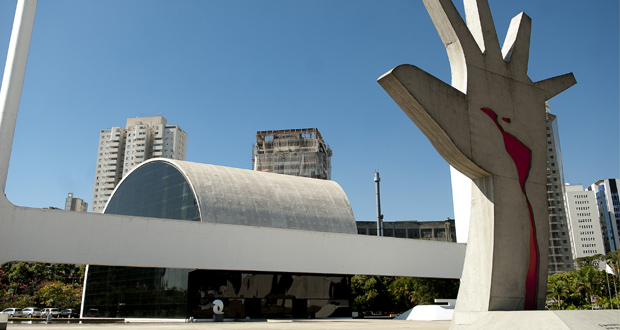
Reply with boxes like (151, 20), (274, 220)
(545, 108), (575, 274)
(588, 178), (620, 252)
(564, 185), (606, 259)
(91, 116), (187, 213)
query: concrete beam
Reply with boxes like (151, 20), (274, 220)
(0, 193), (465, 278)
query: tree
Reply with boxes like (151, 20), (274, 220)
(576, 254), (604, 269)
(36, 282), (82, 310)
(546, 278), (568, 309)
(390, 277), (459, 308)
(576, 265), (604, 307)
(0, 262), (85, 310)
(350, 275), (393, 314)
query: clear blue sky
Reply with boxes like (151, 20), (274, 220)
(0, 0), (618, 222)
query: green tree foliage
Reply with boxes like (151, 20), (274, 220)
(351, 275), (459, 315)
(0, 262), (85, 310)
(36, 282), (83, 310)
(546, 254), (619, 310)
(390, 277), (459, 307)
(351, 275), (394, 313)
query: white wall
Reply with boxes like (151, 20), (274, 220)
(0, 194), (465, 279)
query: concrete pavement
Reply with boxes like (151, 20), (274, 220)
(7, 319), (451, 330)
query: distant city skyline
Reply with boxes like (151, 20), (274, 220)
(0, 1), (617, 222)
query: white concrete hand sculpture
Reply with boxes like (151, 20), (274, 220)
(378, 0), (575, 313)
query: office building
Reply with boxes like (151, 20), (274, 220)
(252, 128), (332, 180)
(545, 107), (575, 274)
(82, 159), (355, 319)
(564, 185), (606, 258)
(91, 116), (187, 212)
(356, 219), (456, 242)
(64, 193), (88, 212)
(588, 179), (620, 252)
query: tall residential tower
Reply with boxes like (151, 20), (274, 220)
(588, 178), (620, 252)
(91, 116), (187, 212)
(564, 185), (606, 259)
(65, 193), (88, 212)
(545, 107), (575, 274)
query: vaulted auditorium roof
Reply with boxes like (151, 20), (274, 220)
(105, 158), (356, 234)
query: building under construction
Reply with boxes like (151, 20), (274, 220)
(253, 128), (332, 180)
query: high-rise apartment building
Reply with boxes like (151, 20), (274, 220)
(91, 116), (187, 212)
(564, 185), (606, 259)
(545, 107), (575, 274)
(252, 128), (332, 180)
(588, 179), (620, 252)
(64, 193), (88, 212)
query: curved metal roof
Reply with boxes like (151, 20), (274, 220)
(109, 158), (357, 234)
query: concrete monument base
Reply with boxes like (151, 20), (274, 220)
(451, 310), (619, 330)
(395, 305), (455, 321)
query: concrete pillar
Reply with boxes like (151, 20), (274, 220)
(0, 0), (37, 193)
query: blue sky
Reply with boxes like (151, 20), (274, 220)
(0, 0), (618, 222)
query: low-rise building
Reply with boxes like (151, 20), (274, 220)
(356, 219), (456, 242)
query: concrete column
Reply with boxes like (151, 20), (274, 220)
(0, 0), (37, 193)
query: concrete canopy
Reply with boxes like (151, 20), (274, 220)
(107, 159), (357, 234)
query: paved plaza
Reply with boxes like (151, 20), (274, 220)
(6, 319), (450, 330)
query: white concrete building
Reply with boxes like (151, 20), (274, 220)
(91, 116), (186, 212)
(564, 185), (605, 259)
(588, 179), (620, 252)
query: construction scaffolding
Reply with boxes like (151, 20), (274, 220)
(252, 128), (332, 180)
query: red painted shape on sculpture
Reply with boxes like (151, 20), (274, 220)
(480, 107), (539, 310)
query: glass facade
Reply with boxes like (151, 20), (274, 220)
(104, 161), (199, 221)
(84, 266), (190, 318)
(83, 160), (351, 319)
(187, 271), (350, 319)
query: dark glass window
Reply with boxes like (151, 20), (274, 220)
(407, 229), (419, 238)
(84, 266), (190, 318)
(105, 162), (199, 221)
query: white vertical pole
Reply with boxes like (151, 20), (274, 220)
(0, 0), (37, 193)
(374, 171), (382, 236)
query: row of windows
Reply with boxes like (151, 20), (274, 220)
(580, 231), (595, 235)
(575, 206), (590, 211)
(582, 250), (599, 254)
(581, 243), (597, 248)
(577, 219), (592, 223)
(578, 225), (594, 229)
(581, 237), (595, 241)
